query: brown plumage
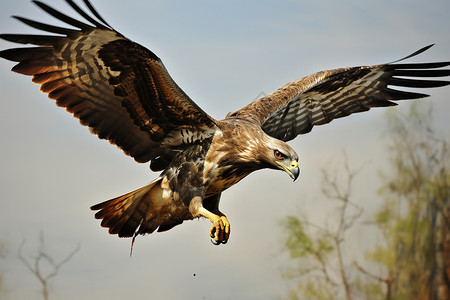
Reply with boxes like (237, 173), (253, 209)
(1, 0), (449, 248)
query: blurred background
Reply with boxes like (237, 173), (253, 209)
(0, 0), (449, 299)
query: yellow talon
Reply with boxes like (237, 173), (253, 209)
(198, 207), (230, 244)
(210, 215), (230, 243)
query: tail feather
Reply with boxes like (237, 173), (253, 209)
(91, 178), (159, 238)
(110, 192), (153, 236)
(90, 177), (192, 240)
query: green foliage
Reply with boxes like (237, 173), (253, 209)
(300, 280), (335, 300)
(282, 216), (333, 260)
(280, 216), (338, 299)
(353, 276), (385, 300)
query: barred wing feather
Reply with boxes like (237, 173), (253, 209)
(230, 45), (450, 142)
(0, 0), (217, 168)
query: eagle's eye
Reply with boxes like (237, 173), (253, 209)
(274, 150), (286, 159)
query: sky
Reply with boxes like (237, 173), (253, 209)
(0, 0), (449, 299)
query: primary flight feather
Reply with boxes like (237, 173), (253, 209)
(1, 0), (449, 247)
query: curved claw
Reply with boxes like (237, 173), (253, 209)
(210, 238), (221, 245)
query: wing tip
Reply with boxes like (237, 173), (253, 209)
(0, 49), (11, 60)
(391, 44), (435, 63)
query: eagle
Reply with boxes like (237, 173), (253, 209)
(1, 0), (449, 247)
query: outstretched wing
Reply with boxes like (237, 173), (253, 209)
(0, 0), (217, 170)
(229, 45), (450, 142)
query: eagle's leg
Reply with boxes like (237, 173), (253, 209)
(189, 195), (230, 244)
(202, 193), (230, 244)
(197, 207), (230, 245)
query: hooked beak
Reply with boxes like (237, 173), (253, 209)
(276, 160), (300, 181)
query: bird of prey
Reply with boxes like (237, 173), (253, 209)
(1, 0), (449, 247)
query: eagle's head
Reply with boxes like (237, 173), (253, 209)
(223, 119), (299, 181)
(260, 136), (300, 181)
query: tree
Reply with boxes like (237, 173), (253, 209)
(18, 232), (80, 300)
(363, 103), (450, 300)
(280, 156), (363, 300)
(281, 102), (450, 300)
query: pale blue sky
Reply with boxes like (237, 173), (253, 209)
(0, 1), (449, 299)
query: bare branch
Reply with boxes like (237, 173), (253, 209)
(18, 240), (35, 275)
(353, 261), (391, 284)
(17, 232), (80, 300)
